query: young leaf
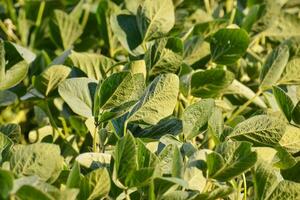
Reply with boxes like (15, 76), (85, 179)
(191, 69), (234, 98)
(210, 28), (250, 65)
(127, 73), (179, 125)
(260, 45), (289, 90)
(136, 0), (175, 42)
(58, 78), (97, 118)
(272, 86), (294, 121)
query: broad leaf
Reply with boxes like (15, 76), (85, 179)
(50, 10), (83, 49)
(97, 72), (144, 111)
(110, 12), (144, 55)
(145, 37), (183, 76)
(272, 86), (294, 121)
(207, 141), (257, 181)
(230, 115), (287, 147)
(0, 123), (21, 142)
(260, 44), (289, 90)
(191, 69), (234, 98)
(210, 28), (249, 65)
(279, 58), (300, 85)
(58, 78), (97, 118)
(127, 73), (179, 125)
(182, 99), (215, 139)
(0, 90), (17, 106)
(0, 61), (29, 90)
(69, 51), (115, 81)
(79, 168), (111, 200)
(34, 65), (71, 96)
(0, 169), (13, 199)
(292, 101), (300, 125)
(10, 143), (64, 183)
(137, 0), (175, 42)
(113, 133), (137, 188)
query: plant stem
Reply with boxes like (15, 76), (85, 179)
(229, 1), (236, 25)
(242, 173), (247, 200)
(36, 0), (46, 27)
(93, 124), (98, 152)
(226, 89), (262, 124)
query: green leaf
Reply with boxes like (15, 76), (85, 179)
(281, 161), (300, 183)
(0, 132), (13, 162)
(113, 133), (137, 188)
(210, 28), (250, 65)
(58, 78), (97, 118)
(272, 86), (294, 121)
(279, 125), (300, 154)
(134, 117), (182, 139)
(145, 37), (183, 76)
(50, 10), (83, 49)
(182, 99), (215, 139)
(260, 45), (289, 90)
(79, 168), (111, 200)
(136, 0), (175, 42)
(69, 51), (115, 81)
(229, 115), (287, 147)
(207, 141), (257, 181)
(273, 146), (296, 169)
(159, 144), (183, 177)
(208, 107), (224, 144)
(194, 186), (234, 200)
(0, 90), (17, 107)
(191, 69), (234, 98)
(10, 143), (64, 183)
(110, 12), (144, 55)
(292, 101), (300, 125)
(127, 73), (179, 125)
(252, 161), (280, 200)
(0, 123), (21, 142)
(154, 177), (188, 197)
(183, 36), (210, 66)
(98, 72), (144, 111)
(279, 58), (300, 85)
(34, 65), (71, 97)
(16, 185), (54, 200)
(0, 169), (13, 199)
(67, 162), (81, 189)
(253, 161), (300, 200)
(0, 60), (29, 90)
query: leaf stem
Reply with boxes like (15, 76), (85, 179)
(226, 89), (262, 124)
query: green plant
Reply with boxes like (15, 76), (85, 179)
(1, 0), (300, 199)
